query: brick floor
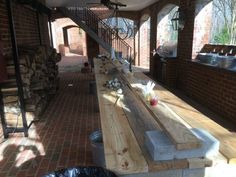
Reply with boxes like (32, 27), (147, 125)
(0, 56), (101, 177)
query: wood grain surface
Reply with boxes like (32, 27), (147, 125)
(94, 59), (148, 174)
(130, 72), (236, 164)
(94, 58), (217, 174)
(123, 74), (201, 150)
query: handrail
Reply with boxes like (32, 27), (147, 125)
(60, 7), (132, 63)
(86, 8), (131, 47)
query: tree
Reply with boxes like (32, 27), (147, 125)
(213, 26), (230, 44)
(213, 0), (236, 44)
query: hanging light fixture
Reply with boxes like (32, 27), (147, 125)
(104, 4), (134, 40)
(171, 7), (185, 31)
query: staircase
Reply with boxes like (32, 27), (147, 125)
(59, 7), (132, 63)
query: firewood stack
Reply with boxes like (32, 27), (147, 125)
(1, 46), (61, 127)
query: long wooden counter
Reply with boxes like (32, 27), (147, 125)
(94, 58), (236, 175)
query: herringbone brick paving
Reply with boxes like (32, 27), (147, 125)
(0, 56), (101, 177)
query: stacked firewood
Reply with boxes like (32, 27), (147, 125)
(1, 46), (61, 127)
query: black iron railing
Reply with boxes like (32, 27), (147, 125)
(60, 7), (132, 65)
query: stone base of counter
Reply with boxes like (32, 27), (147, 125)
(145, 128), (219, 161)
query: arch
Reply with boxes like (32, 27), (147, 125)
(140, 14), (150, 26)
(154, 0), (178, 13)
(62, 25), (80, 46)
(156, 3), (179, 56)
(192, 0), (213, 58)
(157, 4), (177, 26)
(63, 25), (79, 30)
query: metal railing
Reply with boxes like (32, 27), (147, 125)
(60, 7), (132, 63)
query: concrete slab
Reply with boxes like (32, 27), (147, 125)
(145, 128), (219, 161)
(175, 129), (220, 159)
(145, 130), (175, 160)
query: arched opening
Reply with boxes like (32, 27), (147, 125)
(52, 18), (87, 57)
(139, 14), (150, 69)
(156, 4), (179, 57)
(52, 18), (88, 73)
(193, 0), (236, 58)
(192, 0), (213, 58)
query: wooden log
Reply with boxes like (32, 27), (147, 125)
(5, 112), (37, 127)
(6, 65), (29, 75)
(2, 45), (59, 125)
(3, 96), (18, 103)
(4, 102), (20, 114)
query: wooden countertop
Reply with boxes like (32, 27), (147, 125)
(94, 58), (235, 175)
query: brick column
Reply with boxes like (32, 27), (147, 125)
(177, 0), (196, 61)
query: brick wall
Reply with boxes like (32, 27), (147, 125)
(0, 0), (12, 55)
(13, 4), (40, 47)
(176, 1), (236, 123)
(39, 13), (50, 48)
(0, 0), (50, 55)
(137, 0), (236, 123)
(178, 60), (236, 123)
(86, 34), (99, 59)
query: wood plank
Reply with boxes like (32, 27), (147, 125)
(94, 59), (213, 172)
(120, 83), (212, 171)
(122, 74), (201, 150)
(187, 158), (212, 169)
(94, 62), (148, 174)
(130, 72), (236, 164)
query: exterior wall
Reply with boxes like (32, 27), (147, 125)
(13, 4), (40, 47)
(0, 0), (50, 55)
(177, 0), (236, 123)
(0, 0), (12, 55)
(137, 0), (235, 123)
(179, 60), (236, 123)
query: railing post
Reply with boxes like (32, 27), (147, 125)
(0, 89), (7, 138)
(6, 0), (28, 137)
